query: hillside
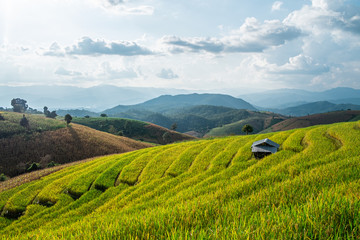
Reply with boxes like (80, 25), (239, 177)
(107, 105), (284, 136)
(276, 101), (360, 116)
(72, 117), (195, 144)
(267, 110), (360, 132)
(103, 93), (256, 115)
(0, 121), (359, 239)
(206, 115), (285, 136)
(240, 87), (360, 109)
(0, 112), (152, 177)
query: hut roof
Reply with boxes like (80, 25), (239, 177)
(251, 145), (278, 153)
(251, 138), (279, 148)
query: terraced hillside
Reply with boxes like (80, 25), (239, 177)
(0, 112), (152, 177)
(0, 121), (360, 239)
(266, 110), (360, 132)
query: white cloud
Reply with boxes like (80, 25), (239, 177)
(272, 1), (283, 11)
(268, 54), (330, 75)
(43, 42), (65, 57)
(44, 37), (154, 57)
(157, 68), (179, 79)
(93, 0), (154, 15)
(99, 62), (138, 79)
(163, 17), (302, 54)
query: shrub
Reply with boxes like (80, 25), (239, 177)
(0, 173), (8, 181)
(27, 163), (41, 172)
(47, 161), (59, 168)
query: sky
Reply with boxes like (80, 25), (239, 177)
(1, 0), (360, 93)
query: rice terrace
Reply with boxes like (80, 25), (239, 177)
(2, 0), (360, 239)
(0, 119), (359, 239)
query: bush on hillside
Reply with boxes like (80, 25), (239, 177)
(27, 163), (41, 172)
(47, 161), (59, 168)
(20, 115), (30, 129)
(0, 173), (8, 181)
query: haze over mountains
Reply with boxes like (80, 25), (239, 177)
(0, 85), (190, 111)
(2, 86), (359, 113)
(240, 87), (360, 109)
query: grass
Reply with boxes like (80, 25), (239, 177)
(0, 121), (359, 239)
(0, 112), (152, 177)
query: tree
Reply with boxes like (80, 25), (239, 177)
(43, 106), (50, 116)
(11, 98), (28, 113)
(64, 114), (72, 126)
(242, 124), (253, 135)
(100, 114), (107, 117)
(44, 106), (57, 118)
(27, 162), (41, 172)
(108, 125), (117, 135)
(49, 111), (57, 118)
(171, 123), (178, 131)
(20, 114), (30, 130)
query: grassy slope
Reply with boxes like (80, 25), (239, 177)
(206, 116), (284, 136)
(0, 121), (360, 239)
(72, 117), (195, 145)
(0, 112), (152, 177)
(266, 110), (360, 132)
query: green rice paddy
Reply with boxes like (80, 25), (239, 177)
(0, 121), (359, 239)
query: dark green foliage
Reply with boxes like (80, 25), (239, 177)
(0, 174), (8, 181)
(27, 163), (41, 172)
(171, 123), (177, 131)
(0, 114), (4, 121)
(11, 98), (28, 113)
(108, 125), (117, 135)
(242, 124), (253, 135)
(162, 132), (172, 144)
(44, 106), (57, 119)
(20, 115), (29, 129)
(108, 105), (286, 136)
(64, 114), (72, 126)
(84, 115), (90, 118)
(100, 114), (107, 117)
(47, 161), (59, 168)
(72, 117), (193, 145)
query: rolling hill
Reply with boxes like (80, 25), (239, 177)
(240, 87), (360, 109)
(103, 93), (256, 115)
(72, 117), (196, 145)
(0, 121), (359, 238)
(275, 101), (360, 116)
(0, 112), (152, 177)
(265, 110), (360, 132)
(104, 105), (284, 136)
(206, 115), (286, 137)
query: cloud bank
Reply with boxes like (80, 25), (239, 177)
(163, 18), (302, 54)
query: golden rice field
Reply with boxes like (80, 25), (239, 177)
(0, 121), (360, 239)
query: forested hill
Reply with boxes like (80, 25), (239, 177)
(103, 93), (256, 115)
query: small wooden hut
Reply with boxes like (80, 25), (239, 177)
(251, 138), (279, 159)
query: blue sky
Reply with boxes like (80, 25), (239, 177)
(0, 0), (360, 93)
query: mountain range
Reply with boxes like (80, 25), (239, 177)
(0, 85), (190, 111)
(240, 87), (360, 109)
